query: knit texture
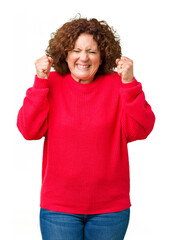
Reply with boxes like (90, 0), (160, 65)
(17, 71), (155, 214)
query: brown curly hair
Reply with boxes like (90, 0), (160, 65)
(45, 15), (121, 75)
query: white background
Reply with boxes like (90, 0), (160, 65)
(1, 0), (172, 239)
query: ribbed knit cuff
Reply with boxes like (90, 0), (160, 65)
(120, 77), (142, 103)
(33, 75), (49, 89)
(121, 77), (138, 88)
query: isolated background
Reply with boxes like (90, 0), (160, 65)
(1, 0), (172, 239)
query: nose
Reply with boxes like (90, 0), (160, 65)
(79, 51), (89, 61)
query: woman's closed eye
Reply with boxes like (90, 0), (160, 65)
(88, 51), (96, 54)
(72, 49), (80, 52)
(72, 49), (97, 54)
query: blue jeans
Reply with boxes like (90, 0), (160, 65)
(40, 207), (130, 240)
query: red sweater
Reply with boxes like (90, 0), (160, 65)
(17, 71), (155, 214)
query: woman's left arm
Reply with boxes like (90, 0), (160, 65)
(116, 57), (156, 143)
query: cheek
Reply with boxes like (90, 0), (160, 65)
(71, 57), (78, 66)
(92, 55), (101, 66)
(66, 53), (76, 65)
(67, 59), (74, 69)
(93, 58), (101, 67)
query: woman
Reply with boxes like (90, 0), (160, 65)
(17, 16), (155, 240)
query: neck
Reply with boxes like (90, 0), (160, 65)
(78, 79), (94, 84)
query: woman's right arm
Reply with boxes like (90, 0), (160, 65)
(17, 56), (53, 140)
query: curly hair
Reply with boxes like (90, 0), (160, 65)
(45, 15), (121, 75)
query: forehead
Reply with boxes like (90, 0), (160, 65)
(74, 33), (98, 49)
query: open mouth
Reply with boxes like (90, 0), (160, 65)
(76, 64), (91, 70)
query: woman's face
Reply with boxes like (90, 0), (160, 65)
(66, 33), (101, 84)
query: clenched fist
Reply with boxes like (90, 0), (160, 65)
(35, 55), (53, 79)
(116, 56), (134, 84)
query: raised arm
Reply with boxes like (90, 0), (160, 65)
(120, 79), (155, 142)
(17, 56), (53, 140)
(116, 56), (155, 142)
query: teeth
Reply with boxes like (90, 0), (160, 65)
(77, 64), (90, 69)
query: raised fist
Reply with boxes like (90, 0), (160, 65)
(116, 56), (134, 84)
(35, 55), (53, 79)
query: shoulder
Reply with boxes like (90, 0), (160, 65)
(48, 71), (64, 85)
(48, 71), (63, 79)
(98, 71), (122, 86)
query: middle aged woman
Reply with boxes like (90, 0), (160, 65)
(17, 16), (155, 240)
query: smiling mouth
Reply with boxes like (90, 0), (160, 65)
(76, 64), (91, 70)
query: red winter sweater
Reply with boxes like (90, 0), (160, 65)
(17, 71), (155, 214)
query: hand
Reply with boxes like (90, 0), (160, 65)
(35, 55), (53, 79)
(116, 56), (134, 84)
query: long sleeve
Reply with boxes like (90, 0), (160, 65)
(17, 75), (49, 140)
(120, 78), (155, 143)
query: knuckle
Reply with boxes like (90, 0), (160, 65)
(126, 65), (130, 70)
